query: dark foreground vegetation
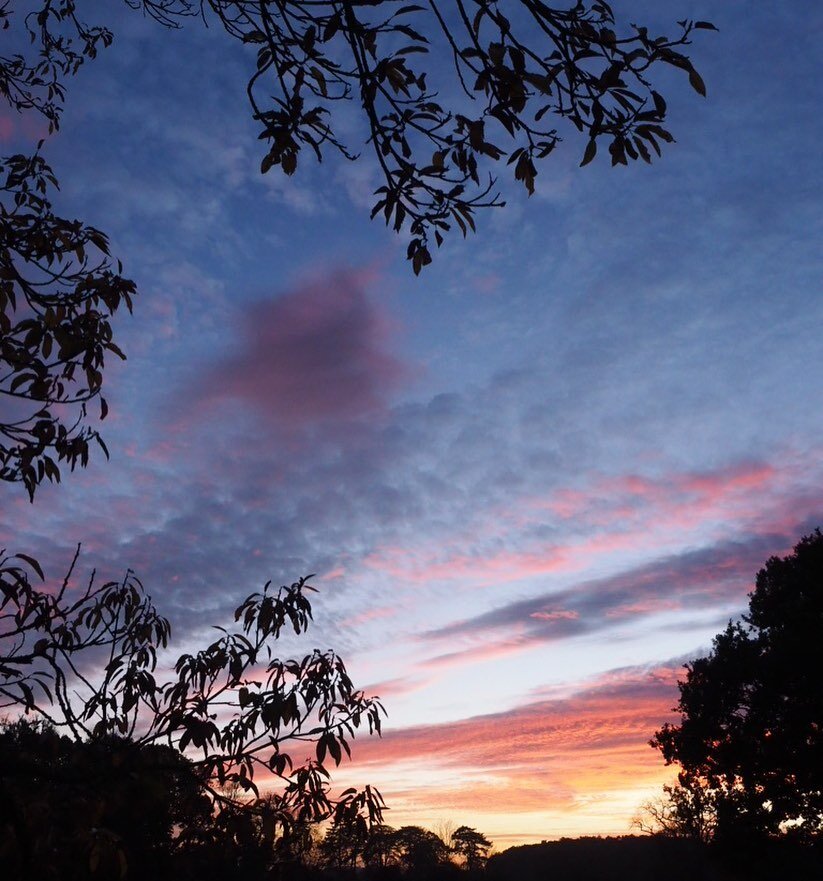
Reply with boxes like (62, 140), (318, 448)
(2, 531), (822, 880)
(487, 836), (823, 881)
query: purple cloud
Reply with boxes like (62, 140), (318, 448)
(182, 268), (409, 437)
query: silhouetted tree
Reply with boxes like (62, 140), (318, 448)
(0, 546), (385, 878)
(633, 782), (717, 844)
(318, 809), (370, 869)
(450, 825), (491, 871)
(362, 824), (402, 869)
(393, 826), (452, 876)
(1, 1), (714, 492)
(651, 530), (823, 843)
(0, 718), (212, 880)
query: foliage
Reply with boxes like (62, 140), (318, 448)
(1, 0), (133, 497)
(318, 809), (370, 868)
(633, 782), (717, 844)
(0, 152), (135, 498)
(137, 0), (715, 274)
(392, 825), (453, 874)
(0, 718), (212, 880)
(651, 530), (823, 843)
(316, 821), (465, 875)
(0, 546), (385, 878)
(450, 825), (491, 871)
(362, 823), (404, 869)
(2, 1), (716, 272)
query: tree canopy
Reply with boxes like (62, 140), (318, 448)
(451, 826), (492, 871)
(1, 1), (714, 495)
(651, 530), (823, 843)
(0, 546), (385, 878)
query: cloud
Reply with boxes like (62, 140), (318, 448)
(354, 661), (683, 771)
(424, 531), (796, 647)
(360, 459), (791, 589)
(320, 661), (686, 836)
(180, 267), (410, 438)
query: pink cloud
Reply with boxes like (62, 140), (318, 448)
(340, 605), (399, 628)
(605, 598), (683, 619)
(0, 114), (13, 142)
(363, 545), (574, 586)
(375, 663), (678, 767)
(421, 632), (546, 671)
(545, 461), (779, 528)
(363, 457), (816, 592)
(321, 663), (682, 830)
(530, 609), (579, 621)
(183, 268), (409, 436)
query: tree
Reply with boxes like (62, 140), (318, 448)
(393, 826), (452, 875)
(450, 825), (491, 871)
(318, 809), (370, 869)
(362, 823), (403, 869)
(632, 783), (717, 844)
(1, 2), (714, 494)
(0, 718), (213, 880)
(0, 546), (385, 878)
(651, 530), (823, 843)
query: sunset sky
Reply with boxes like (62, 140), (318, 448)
(2, 0), (822, 848)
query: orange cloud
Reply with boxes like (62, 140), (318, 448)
(312, 663), (683, 844)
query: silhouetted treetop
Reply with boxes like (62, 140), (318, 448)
(451, 825), (491, 871)
(651, 530), (823, 843)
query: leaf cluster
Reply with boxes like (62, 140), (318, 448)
(0, 150), (136, 498)
(0, 0), (114, 134)
(171, 1), (714, 272)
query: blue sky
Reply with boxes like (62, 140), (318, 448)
(2, 0), (822, 844)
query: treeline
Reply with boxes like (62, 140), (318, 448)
(486, 836), (823, 881)
(0, 718), (489, 881)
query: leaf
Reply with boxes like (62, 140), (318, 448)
(688, 67), (706, 97)
(14, 553), (44, 580)
(580, 139), (597, 167)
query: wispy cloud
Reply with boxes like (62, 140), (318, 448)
(424, 531), (797, 645)
(325, 661), (687, 837)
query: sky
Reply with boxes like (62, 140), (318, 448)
(2, 0), (822, 848)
